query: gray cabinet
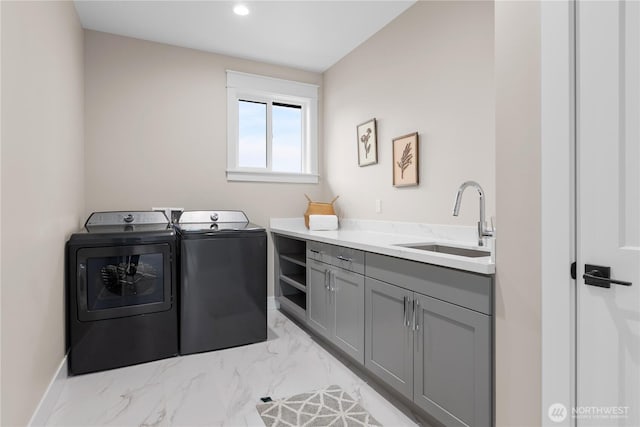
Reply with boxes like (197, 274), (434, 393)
(307, 258), (331, 338)
(274, 234), (494, 426)
(364, 277), (414, 399)
(332, 268), (365, 362)
(366, 252), (493, 315)
(413, 293), (491, 427)
(307, 241), (365, 274)
(306, 257), (365, 364)
(365, 259), (493, 427)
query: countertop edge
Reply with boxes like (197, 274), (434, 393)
(269, 226), (495, 276)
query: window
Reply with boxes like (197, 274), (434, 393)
(227, 70), (319, 183)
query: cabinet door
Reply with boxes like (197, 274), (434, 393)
(413, 293), (492, 427)
(306, 259), (331, 339)
(331, 269), (365, 364)
(364, 277), (414, 400)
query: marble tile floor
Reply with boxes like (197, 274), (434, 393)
(45, 310), (422, 426)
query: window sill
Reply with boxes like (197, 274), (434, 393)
(226, 170), (319, 184)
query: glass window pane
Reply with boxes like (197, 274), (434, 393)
(272, 103), (302, 173)
(87, 253), (164, 311)
(238, 100), (267, 168)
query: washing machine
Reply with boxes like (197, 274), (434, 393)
(175, 210), (267, 355)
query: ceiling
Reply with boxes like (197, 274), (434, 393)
(74, 1), (416, 73)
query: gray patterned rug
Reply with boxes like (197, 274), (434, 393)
(256, 385), (382, 427)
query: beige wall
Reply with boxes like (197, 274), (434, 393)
(84, 31), (325, 297)
(495, 1), (542, 426)
(1, 2), (85, 425)
(323, 1), (494, 225)
(325, 2), (543, 425)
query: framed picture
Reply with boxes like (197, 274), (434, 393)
(392, 132), (419, 187)
(357, 118), (378, 166)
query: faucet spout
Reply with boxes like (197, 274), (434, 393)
(452, 181), (494, 246)
(453, 180), (483, 216)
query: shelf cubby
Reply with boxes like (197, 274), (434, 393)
(273, 234), (307, 322)
(280, 253), (306, 267)
(280, 274), (306, 292)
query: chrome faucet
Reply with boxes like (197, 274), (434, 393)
(452, 181), (495, 246)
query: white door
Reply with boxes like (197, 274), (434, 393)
(577, 1), (640, 426)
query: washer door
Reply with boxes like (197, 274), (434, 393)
(76, 244), (172, 321)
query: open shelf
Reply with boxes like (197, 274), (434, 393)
(283, 292), (306, 310)
(280, 253), (306, 267)
(281, 274), (306, 292)
(274, 234), (308, 322)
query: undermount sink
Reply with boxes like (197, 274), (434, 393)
(395, 243), (491, 258)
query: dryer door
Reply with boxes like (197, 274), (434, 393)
(76, 243), (172, 321)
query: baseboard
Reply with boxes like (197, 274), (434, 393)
(28, 355), (68, 426)
(268, 296), (279, 310)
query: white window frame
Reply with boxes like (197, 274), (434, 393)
(226, 70), (319, 183)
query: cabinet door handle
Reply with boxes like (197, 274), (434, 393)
(324, 269), (329, 290)
(411, 299), (418, 331)
(330, 270), (336, 292)
(415, 299), (421, 353)
(403, 296), (409, 327)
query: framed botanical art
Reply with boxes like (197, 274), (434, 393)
(392, 132), (419, 187)
(357, 118), (378, 166)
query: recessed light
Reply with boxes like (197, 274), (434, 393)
(233, 4), (249, 16)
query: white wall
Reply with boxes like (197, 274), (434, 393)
(1, 1), (85, 425)
(323, 1), (494, 225)
(495, 1), (542, 425)
(0, 4), (4, 425)
(83, 31), (325, 297)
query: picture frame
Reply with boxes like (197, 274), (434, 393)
(392, 132), (419, 187)
(357, 118), (378, 166)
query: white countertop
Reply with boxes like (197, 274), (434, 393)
(269, 218), (495, 275)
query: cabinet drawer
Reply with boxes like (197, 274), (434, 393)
(330, 246), (365, 275)
(365, 253), (493, 315)
(306, 241), (333, 264)
(307, 241), (365, 274)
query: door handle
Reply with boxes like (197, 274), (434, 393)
(583, 264), (632, 288)
(324, 269), (329, 290)
(330, 270), (335, 292)
(411, 299), (417, 331)
(403, 296), (409, 327)
(414, 299), (421, 353)
(78, 263), (86, 291)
